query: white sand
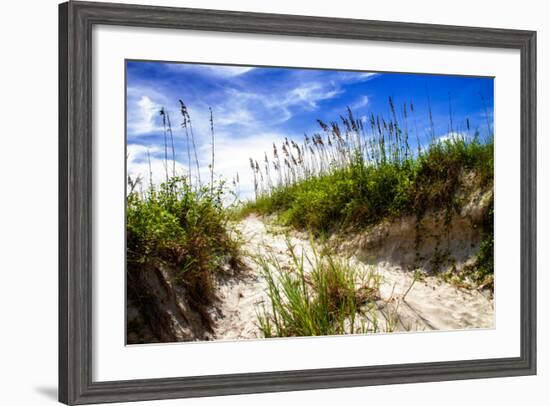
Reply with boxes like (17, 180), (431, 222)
(211, 215), (494, 340)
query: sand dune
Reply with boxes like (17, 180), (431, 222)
(211, 215), (494, 340)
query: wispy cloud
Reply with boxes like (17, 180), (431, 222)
(218, 80), (343, 126)
(355, 72), (379, 80)
(165, 63), (256, 78)
(126, 64), (375, 139)
(334, 71), (381, 84)
(214, 107), (255, 127)
(284, 84), (343, 109)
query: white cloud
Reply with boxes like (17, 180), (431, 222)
(436, 131), (469, 143)
(127, 94), (164, 136)
(127, 130), (294, 202)
(127, 144), (160, 160)
(127, 144), (189, 189)
(201, 132), (290, 201)
(418, 131), (471, 152)
(351, 95), (370, 110)
(356, 72), (379, 80)
(205, 66), (255, 77)
(214, 107), (255, 126)
(165, 63), (255, 78)
(336, 71), (380, 84)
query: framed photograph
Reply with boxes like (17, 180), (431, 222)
(59, 1), (536, 404)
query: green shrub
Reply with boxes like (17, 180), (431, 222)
(127, 177), (242, 309)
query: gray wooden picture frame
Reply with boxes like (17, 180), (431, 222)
(59, 1), (537, 404)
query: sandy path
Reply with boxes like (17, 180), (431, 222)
(374, 264), (493, 331)
(211, 215), (494, 340)
(211, 215), (316, 340)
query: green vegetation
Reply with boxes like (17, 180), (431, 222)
(249, 139), (492, 233)
(127, 177), (241, 307)
(255, 239), (383, 337)
(127, 103), (243, 338)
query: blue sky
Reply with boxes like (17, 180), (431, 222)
(126, 60), (494, 200)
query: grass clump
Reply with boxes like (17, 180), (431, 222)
(255, 239), (381, 338)
(127, 177), (242, 308)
